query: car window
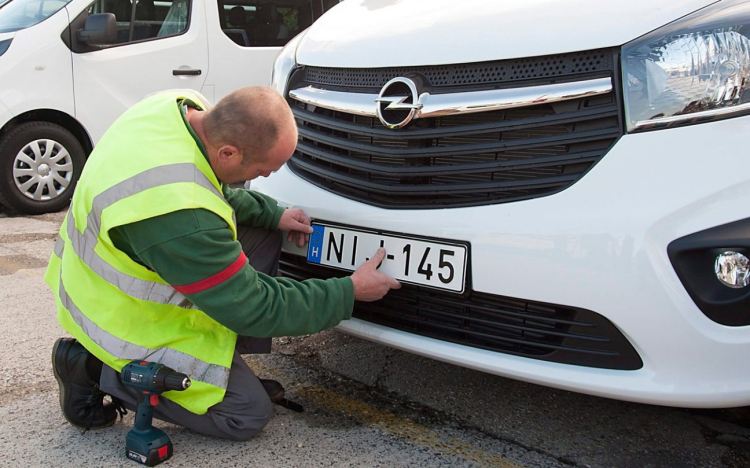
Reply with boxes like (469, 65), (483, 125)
(0, 0), (70, 32)
(86, 0), (189, 44)
(219, 0), (339, 48)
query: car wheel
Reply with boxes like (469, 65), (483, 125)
(0, 122), (86, 215)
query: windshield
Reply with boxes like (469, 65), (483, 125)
(0, 0), (70, 33)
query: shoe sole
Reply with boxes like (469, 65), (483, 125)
(260, 379), (285, 403)
(51, 338), (115, 430)
(268, 391), (285, 404)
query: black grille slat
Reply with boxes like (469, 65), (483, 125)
(298, 125), (620, 158)
(408, 307), (610, 343)
(412, 292), (595, 328)
(294, 178), (573, 208)
(296, 141), (602, 177)
(409, 319), (618, 355)
(286, 48), (623, 209)
(278, 253), (643, 370)
(292, 105), (620, 140)
(290, 157), (579, 195)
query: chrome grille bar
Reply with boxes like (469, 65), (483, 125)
(289, 77), (613, 119)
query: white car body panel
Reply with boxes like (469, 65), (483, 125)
(0, 12), (75, 123)
(0, 96), (12, 125)
(69, 0), (209, 144)
(253, 114), (750, 408)
(201, 0), (279, 99)
(297, 0), (718, 67)
(252, 0), (750, 406)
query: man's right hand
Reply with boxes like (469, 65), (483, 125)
(350, 248), (401, 301)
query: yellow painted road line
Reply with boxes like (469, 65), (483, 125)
(248, 358), (525, 468)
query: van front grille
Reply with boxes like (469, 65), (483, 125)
(286, 49), (623, 209)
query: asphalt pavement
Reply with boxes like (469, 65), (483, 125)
(1, 207), (749, 468)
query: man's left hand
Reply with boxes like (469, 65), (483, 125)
(278, 208), (314, 247)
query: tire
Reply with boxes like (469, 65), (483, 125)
(0, 122), (86, 215)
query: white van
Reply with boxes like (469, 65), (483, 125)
(254, 0), (750, 408)
(0, 0), (339, 214)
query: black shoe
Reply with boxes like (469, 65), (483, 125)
(260, 378), (285, 403)
(52, 338), (117, 430)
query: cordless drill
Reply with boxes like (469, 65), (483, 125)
(121, 361), (191, 466)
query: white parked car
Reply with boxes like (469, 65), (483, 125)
(254, 0), (750, 408)
(0, 0), (339, 213)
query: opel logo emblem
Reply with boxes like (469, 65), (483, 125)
(375, 77), (423, 129)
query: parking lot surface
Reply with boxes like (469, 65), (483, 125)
(1, 208), (749, 467)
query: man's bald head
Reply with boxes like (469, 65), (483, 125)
(202, 86), (296, 164)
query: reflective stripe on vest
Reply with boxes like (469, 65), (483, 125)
(64, 163), (229, 307)
(55, 240), (229, 388)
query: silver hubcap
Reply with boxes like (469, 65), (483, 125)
(12, 139), (73, 201)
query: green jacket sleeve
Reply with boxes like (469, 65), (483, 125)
(110, 209), (354, 337)
(223, 185), (285, 230)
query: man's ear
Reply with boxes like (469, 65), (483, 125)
(216, 145), (241, 165)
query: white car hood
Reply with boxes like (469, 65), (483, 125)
(297, 0), (718, 67)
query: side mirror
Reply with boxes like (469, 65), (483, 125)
(77, 13), (117, 46)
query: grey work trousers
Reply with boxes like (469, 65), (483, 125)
(99, 225), (282, 441)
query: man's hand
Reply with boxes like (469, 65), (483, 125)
(350, 248), (401, 301)
(278, 208), (313, 247)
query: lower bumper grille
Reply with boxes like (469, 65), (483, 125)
(279, 253), (642, 371)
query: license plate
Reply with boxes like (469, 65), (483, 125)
(307, 222), (468, 293)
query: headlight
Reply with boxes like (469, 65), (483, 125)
(622, 0), (750, 131)
(271, 31), (305, 96)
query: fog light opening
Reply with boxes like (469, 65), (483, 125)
(714, 251), (750, 289)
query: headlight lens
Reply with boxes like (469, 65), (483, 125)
(622, 0), (750, 131)
(271, 31), (305, 96)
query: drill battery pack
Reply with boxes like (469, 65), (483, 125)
(126, 437), (172, 467)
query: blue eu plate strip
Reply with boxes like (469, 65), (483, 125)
(307, 225), (325, 264)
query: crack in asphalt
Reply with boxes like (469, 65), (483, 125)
(373, 347), (394, 389)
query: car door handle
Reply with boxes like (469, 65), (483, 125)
(173, 69), (202, 76)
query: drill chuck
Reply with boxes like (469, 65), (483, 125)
(154, 365), (191, 392)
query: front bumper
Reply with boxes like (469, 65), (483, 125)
(253, 115), (750, 408)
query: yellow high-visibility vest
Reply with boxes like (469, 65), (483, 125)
(45, 91), (238, 414)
